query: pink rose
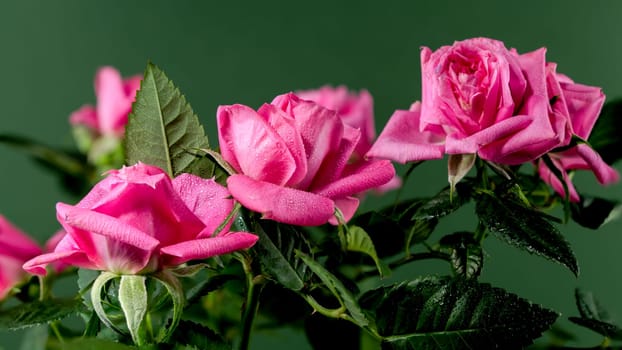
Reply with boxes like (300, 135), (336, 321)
(368, 38), (569, 165)
(537, 65), (619, 201)
(217, 92), (396, 226)
(69, 66), (141, 136)
(297, 86), (375, 157)
(23, 163), (258, 275)
(297, 86), (401, 193)
(0, 215), (43, 299)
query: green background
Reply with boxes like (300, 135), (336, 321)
(1, 0), (621, 348)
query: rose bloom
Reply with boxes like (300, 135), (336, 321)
(297, 86), (401, 192)
(0, 216), (64, 299)
(297, 86), (375, 157)
(537, 66), (619, 201)
(367, 37), (577, 165)
(69, 66), (141, 137)
(217, 92), (396, 226)
(24, 163), (258, 275)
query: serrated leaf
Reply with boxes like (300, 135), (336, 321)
(252, 220), (311, 291)
(297, 251), (369, 327)
(475, 191), (578, 276)
(169, 320), (231, 350)
(589, 98), (622, 165)
(124, 63), (214, 177)
(412, 184), (471, 221)
(185, 274), (240, 306)
(439, 232), (483, 279)
(346, 225), (390, 277)
(360, 276), (558, 350)
(571, 195), (622, 229)
(0, 298), (84, 330)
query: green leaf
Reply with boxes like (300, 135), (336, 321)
(152, 270), (185, 343)
(0, 134), (92, 195)
(589, 98), (622, 164)
(412, 184), (471, 221)
(118, 275), (148, 345)
(346, 225), (391, 277)
(439, 232), (483, 279)
(567, 288), (622, 340)
(168, 320), (231, 350)
(51, 337), (136, 350)
(0, 298), (84, 330)
(360, 276), (558, 350)
(475, 190), (578, 276)
(185, 274), (240, 306)
(571, 195), (622, 229)
(297, 251), (369, 327)
(251, 220), (311, 291)
(351, 208), (437, 258)
(124, 62), (213, 177)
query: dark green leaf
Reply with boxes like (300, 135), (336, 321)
(124, 63), (214, 177)
(439, 232), (483, 279)
(412, 184), (471, 221)
(185, 274), (240, 306)
(252, 220), (312, 291)
(346, 225), (390, 277)
(569, 288), (622, 339)
(360, 276), (558, 350)
(475, 191), (578, 276)
(77, 268), (100, 307)
(567, 317), (622, 340)
(571, 195), (622, 229)
(297, 252), (369, 327)
(351, 208), (437, 258)
(0, 134), (92, 195)
(0, 298), (84, 330)
(589, 98), (622, 165)
(50, 337), (135, 350)
(169, 320), (231, 350)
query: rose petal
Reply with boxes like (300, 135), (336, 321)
(328, 196), (360, 225)
(160, 232), (259, 267)
(69, 105), (98, 129)
(172, 174), (234, 237)
(272, 93), (345, 189)
(313, 160), (395, 200)
(95, 67), (131, 134)
(366, 104), (445, 163)
(575, 144), (620, 184)
(217, 104), (297, 185)
(227, 174), (335, 226)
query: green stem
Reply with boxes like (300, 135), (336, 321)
(239, 255), (263, 350)
(475, 158), (489, 189)
(356, 251), (450, 281)
(302, 294), (346, 319)
(474, 221), (487, 243)
(50, 321), (64, 343)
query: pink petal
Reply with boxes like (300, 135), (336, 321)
(0, 215), (42, 261)
(562, 82), (605, 140)
(366, 104), (445, 163)
(172, 174), (234, 237)
(257, 103), (308, 186)
(328, 196), (360, 225)
(1, 256), (29, 298)
(309, 124), (361, 190)
(57, 203), (159, 273)
(313, 160), (395, 200)
(272, 93), (345, 189)
(160, 232), (259, 267)
(538, 159), (580, 202)
(217, 104), (298, 185)
(227, 174), (335, 226)
(69, 105), (98, 129)
(23, 233), (97, 275)
(575, 144), (620, 184)
(95, 67), (130, 134)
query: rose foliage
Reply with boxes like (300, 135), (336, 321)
(0, 38), (621, 350)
